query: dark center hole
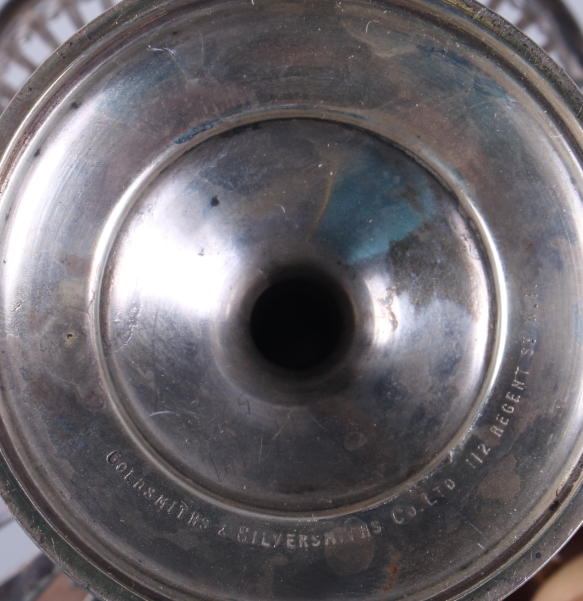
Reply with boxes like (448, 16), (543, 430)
(250, 278), (346, 370)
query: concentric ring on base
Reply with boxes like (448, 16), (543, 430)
(100, 117), (496, 513)
(1, 1), (583, 600)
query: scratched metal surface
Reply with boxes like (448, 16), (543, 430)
(0, 1), (583, 601)
(2, 3), (581, 599)
(0, 0), (579, 119)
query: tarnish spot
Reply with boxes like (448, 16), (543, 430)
(344, 431), (367, 451)
(478, 455), (521, 502)
(174, 104), (253, 145)
(325, 517), (375, 576)
(382, 564), (399, 591)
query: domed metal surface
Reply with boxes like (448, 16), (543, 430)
(1, 1), (583, 600)
(102, 117), (493, 513)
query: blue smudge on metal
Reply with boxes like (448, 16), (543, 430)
(313, 143), (437, 264)
(174, 103), (253, 145)
(175, 119), (219, 144)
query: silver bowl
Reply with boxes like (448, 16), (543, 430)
(1, 0), (583, 600)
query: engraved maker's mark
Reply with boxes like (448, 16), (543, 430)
(389, 478), (456, 525)
(106, 450), (211, 531)
(106, 450), (382, 553)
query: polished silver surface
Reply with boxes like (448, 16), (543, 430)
(101, 117), (493, 513)
(0, 0), (580, 117)
(1, 0), (583, 600)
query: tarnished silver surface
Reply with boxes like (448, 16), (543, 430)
(0, 0), (580, 118)
(102, 117), (493, 512)
(1, 0), (583, 600)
